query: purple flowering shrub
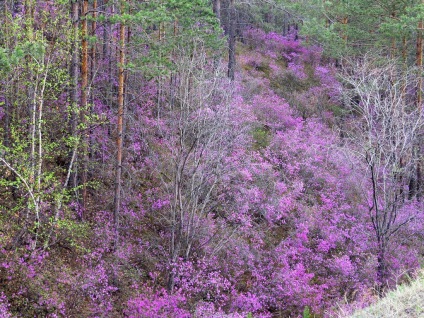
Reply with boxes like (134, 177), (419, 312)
(241, 28), (342, 122)
(0, 12), (423, 318)
(125, 286), (190, 318)
(0, 293), (12, 318)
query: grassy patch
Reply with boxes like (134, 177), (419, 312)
(337, 271), (424, 318)
(251, 126), (271, 150)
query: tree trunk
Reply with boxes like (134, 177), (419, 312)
(114, 11), (125, 250)
(390, 12), (396, 58)
(81, 0), (89, 216)
(417, 18), (422, 108)
(341, 16), (348, 44)
(416, 9), (423, 199)
(417, 158), (422, 200)
(68, 0), (80, 190)
(70, 0), (79, 138)
(89, 0), (97, 160)
(376, 245), (387, 297)
(70, 1), (79, 192)
(103, 0), (114, 138)
(25, 0), (36, 205)
(213, 0), (221, 22)
(91, 0), (97, 66)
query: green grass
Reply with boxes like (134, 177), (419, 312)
(338, 271), (424, 318)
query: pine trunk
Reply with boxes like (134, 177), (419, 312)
(417, 9), (423, 199)
(70, 0), (79, 138)
(81, 0), (89, 216)
(114, 12), (125, 250)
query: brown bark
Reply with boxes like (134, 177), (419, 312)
(81, 0), (89, 215)
(114, 12), (125, 250)
(159, 21), (165, 41)
(69, 0), (79, 191)
(3, 97), (10, 148)
(70, 0), (79, 138)
(390, 12), (396, 58)
(417, 7), (423, 199)
(91, 0), (97, 79)
(89, 0), (97, 160)
(402, 37), (407, 64)
(341, 16), (348, 44)
(102, 0), (113, 128)
(323, 0), (329, 29)
(102, 0), (110, 60)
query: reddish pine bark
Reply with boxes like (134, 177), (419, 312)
(114, 12), (125, 249)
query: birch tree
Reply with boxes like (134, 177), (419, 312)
(154, 36), (233, 292)
(340, 57), (424, 294)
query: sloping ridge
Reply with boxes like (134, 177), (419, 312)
(346, 271), (424, 318)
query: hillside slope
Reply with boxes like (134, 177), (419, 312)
(341, 271), (424, 318)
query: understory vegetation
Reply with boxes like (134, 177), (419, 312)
(0, 0), (423, 317)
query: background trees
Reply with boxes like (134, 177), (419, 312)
(341, 57), (424, 293)
(280, 0), (424, 65)
(0, 0), (423, 317)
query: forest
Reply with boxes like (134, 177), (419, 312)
(0, 0), (423, 317)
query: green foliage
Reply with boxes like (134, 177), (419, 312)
(271, 72), (307, 94)
(283, 0), (424, 60)
(0, 48), (11, 72)
(125, 0), (224, 78)
(303, 306), (311, 318)
(0, 45), (26, 73)
(22, 40), (47, 61)
(236, 0), (290, 33)
(53, 219), (91, 253)
(252, 126), (271, 150)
